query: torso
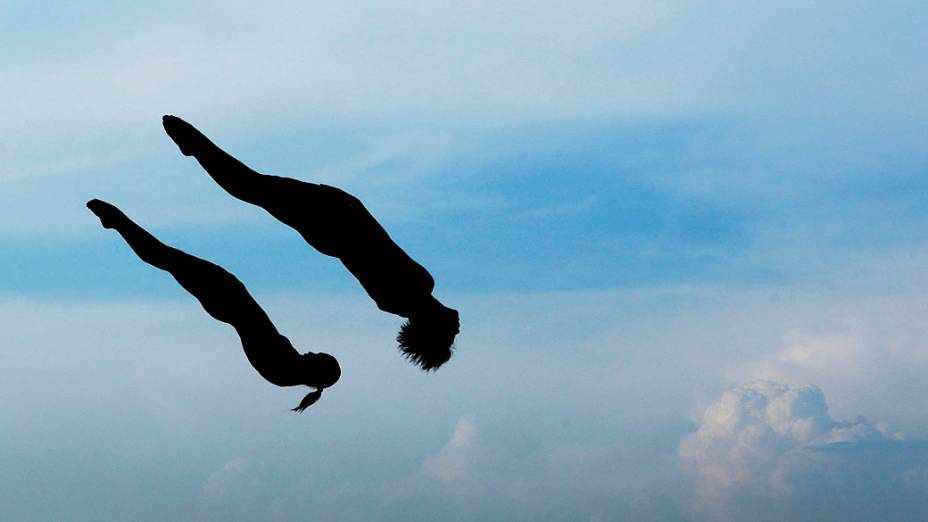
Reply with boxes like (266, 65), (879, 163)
(237, 330), (304, 387)
(306, 184), (436, 317)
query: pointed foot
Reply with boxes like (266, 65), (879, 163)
(162, 114), (207, 156)
(86, 199), (125, 229)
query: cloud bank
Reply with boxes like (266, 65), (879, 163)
(680, 381), (928, 522)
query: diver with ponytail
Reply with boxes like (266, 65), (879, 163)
(87, 199), (339, 412)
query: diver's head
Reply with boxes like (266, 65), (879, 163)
(291, 352), (341, 413)
(397, 299), (460, 371)
(302, 352), (341, 389)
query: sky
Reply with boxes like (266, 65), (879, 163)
(1, 1), (927, 520)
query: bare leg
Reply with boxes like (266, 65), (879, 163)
(87, 199), (341, 403)
(162, 115), (307, 210)
(162, 115), (350, 255)
(86, 199), (276, 333)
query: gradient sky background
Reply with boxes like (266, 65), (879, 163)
(2, 1), (928, 520)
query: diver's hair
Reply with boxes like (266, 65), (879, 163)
(396, 318), (456, 371)
(290, 352), (341, 413)
(291, 388), (323, 413)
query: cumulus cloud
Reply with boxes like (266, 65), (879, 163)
(421, 416), (477, 484)
(680, 381), (928, 521)
(726, 299), (928, 435)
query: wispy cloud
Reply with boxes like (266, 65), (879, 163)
(7, 1), (923, 182)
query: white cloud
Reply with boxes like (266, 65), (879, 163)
(680, 381), (927, 521)
(421, 416), (477, 483)
(719, 257), (928, 434)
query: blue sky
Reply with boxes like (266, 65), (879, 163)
(2, 1), (928, 520)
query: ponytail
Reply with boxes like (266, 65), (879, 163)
(291, 388), (323, 413)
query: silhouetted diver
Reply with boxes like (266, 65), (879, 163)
(161, 115), (459, 370)
(87, 199), (339, 412)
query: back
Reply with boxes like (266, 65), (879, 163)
(318, 185), (436, 316)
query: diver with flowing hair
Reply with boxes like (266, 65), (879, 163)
(86, 198), (340, 412)
(161, 115), (459, 370)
